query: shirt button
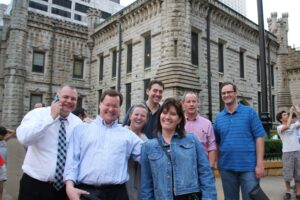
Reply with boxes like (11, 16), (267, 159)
(168, 188), (170, 192)
(168, 162), (170, 165)
(167, 176), (170, 179)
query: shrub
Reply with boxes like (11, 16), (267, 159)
(264, 139), (282, 160)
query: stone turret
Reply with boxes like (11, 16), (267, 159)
(156, 0), (200, 97)
(268, 12), (292, 111)
(268, 12), (289, 54)
(87, 9), (101, 38)
(1, 0), (28, 128)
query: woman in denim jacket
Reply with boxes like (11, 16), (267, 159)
(140, 98), (217, 200)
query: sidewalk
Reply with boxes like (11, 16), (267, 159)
(216, 176), (289, 200)
(1, 139), (291, 200)
(3, 176), (291, 200)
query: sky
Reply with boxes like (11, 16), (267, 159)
(0, 0), (298, 47)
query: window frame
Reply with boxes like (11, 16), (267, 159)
(30, 94), (43, 110)
(239, 50), (245, 78)
(191, 31), (199, 66)
(99, 54), (104, 81)
(144, 34), (151, 68)
(32, 51), (45, 73)
(73, 58), (84, 79)
(125, 83), (131, 112)
(127, 43), (133, 73)
(218, 42), (224, 73)
(112, 49), (117, 78)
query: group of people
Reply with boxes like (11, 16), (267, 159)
(13, 80), (270, 200)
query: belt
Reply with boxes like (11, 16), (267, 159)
(77, 183), (125, 190)
(23, 173), (59, 187)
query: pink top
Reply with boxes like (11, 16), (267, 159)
(185, 115), (217, 155)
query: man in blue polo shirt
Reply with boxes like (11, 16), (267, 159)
(214, 82), (266, 200)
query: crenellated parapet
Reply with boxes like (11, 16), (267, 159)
(267, 12), (289, 53)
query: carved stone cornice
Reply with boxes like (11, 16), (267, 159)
(27, 11), (88, 37)
(190, 0), (277, 45)
(286, 68), (300, 75)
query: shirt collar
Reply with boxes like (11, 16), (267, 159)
(224, 102), (242, 115)
(57, 113), (72, 125)
(185, 114), (198, 121)
(97, 115), (118, 127)
(157, 131), (180, 145)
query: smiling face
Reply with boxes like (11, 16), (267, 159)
(182, 93), (198, 116)
(99, 95), (120, 124)
(129, 107), (148, 132)
(221, 84), (237, 107)
(160, 105), (182, 133)
(58, 86), (78, 117)
(146, 83), (163, 105)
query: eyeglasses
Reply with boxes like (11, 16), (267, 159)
(221, 91), (235, 96)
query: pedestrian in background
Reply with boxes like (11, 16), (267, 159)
(276, 106), (300, 200)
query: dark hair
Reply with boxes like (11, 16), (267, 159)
(155, 98), (186, 137)
(0, 126), (7, 136)
(72, 107), (86, 116)
(276, 110), (286, 123)
(147, 80), (164, 90)
(100, 89), (123, 106)
(221, 82), (237, 92)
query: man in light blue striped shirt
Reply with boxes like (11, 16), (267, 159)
(64, 89), (143, 200)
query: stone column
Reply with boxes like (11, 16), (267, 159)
(156, 0), (200, 97)
(2, 0), (28, 128)
(268, 13), (292, 111)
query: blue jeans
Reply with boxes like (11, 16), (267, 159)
(220, 170), (258, 200)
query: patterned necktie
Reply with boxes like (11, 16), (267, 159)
(53, 118), (67, 190)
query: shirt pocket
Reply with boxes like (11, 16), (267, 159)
(179, 141), (195, 151)
(148, 149), (163, 160)
(178, 141), (196, 160)
(148, 150), (165, 180)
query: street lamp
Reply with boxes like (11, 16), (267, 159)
(257, 0), (271, 134)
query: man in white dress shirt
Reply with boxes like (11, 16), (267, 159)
(17, 84), (82, 200)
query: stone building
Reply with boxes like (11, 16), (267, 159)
(0, 0), (122, 129)
(0, 0), (285, 197)
(267, 12), (300, 112)
(0, 0), (280, 129)
(87, 0), (278, 121)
